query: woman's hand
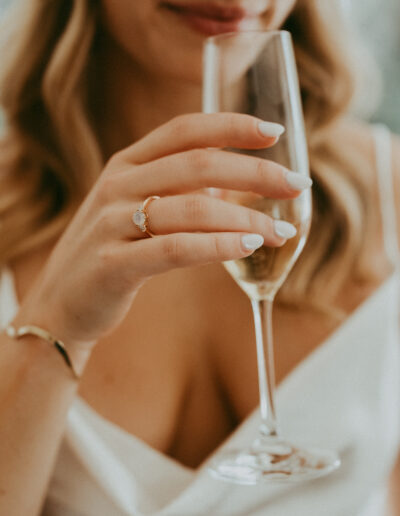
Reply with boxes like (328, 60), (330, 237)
(15, 113), (308, 351)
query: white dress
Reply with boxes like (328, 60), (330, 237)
(1, 125), (400, 516)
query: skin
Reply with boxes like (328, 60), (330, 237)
(1, 1), (400, 514)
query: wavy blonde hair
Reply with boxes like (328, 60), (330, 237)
(0, 0), (376, 312)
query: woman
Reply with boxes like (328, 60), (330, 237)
(0, 0), (399, 514)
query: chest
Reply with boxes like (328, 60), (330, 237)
(10, 249), (394, 468)
(56, 262), (249, 468)
(43, 274), (400, 516)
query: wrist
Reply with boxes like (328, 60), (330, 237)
(9, 308), (96, 377)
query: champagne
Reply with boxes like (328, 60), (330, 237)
(224, 197), (311, 300)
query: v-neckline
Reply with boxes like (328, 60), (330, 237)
(1, 265), (398, 477)
(69, 270), (398, 476)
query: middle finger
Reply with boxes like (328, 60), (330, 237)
(117, 149), (312, 200)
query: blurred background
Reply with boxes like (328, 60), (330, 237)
(341, 0), (400, 133)
(0, 0), (399, 133)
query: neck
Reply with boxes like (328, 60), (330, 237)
(91, 34), (202, 161)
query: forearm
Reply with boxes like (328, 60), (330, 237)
(0, 326), (91, 516)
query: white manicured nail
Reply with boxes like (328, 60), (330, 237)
(258, 121), (285, 138)
(285, 171), (313, 191)
(274, 220), (297, 239)
(241, 234), (264, 251)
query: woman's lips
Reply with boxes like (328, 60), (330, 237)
(160, 2), (262, 36)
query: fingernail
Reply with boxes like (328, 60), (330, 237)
(274, 220), (297, 239)
(258, 121), (285, 138)
(285, 171), (313, 191)
(241, 234), (264, 251)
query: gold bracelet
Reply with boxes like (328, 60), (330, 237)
(5, 324), (79, 380)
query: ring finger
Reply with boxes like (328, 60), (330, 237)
(115, 194), (297, 247)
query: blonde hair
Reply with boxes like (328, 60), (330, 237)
(0, 0), (376, 312)
(279, 1), (376, 311)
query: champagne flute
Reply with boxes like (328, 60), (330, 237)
(203, 30), (340, 484)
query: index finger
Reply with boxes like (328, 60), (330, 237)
(118, 113), (284, 165)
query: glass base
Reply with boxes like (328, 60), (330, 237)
(208, 437), (341, 485)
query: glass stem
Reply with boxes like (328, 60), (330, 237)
(251, 297), (279, 439)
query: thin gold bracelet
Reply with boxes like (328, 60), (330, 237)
(4, 324), (79, 380)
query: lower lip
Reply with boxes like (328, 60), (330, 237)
(170, 10), (254, 36)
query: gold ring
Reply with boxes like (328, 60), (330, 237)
(132, 195), (160, 237)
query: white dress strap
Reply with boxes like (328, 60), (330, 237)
(0, 266), (19, 329)
(373, 123), (400, 266)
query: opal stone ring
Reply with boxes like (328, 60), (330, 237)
(132, 195), (160, 237)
